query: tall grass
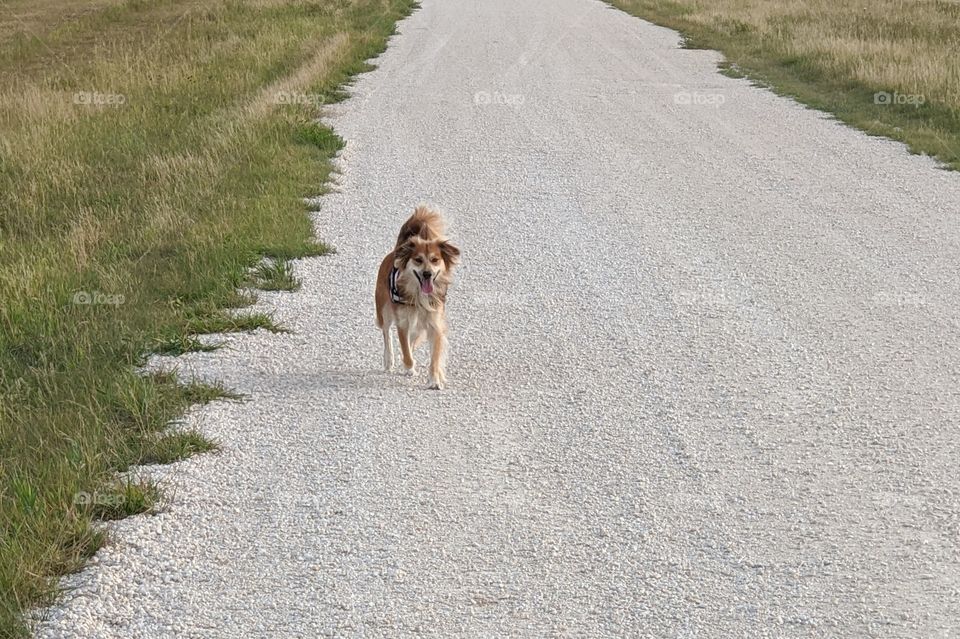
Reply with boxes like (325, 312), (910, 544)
(607, 0), (960, 169)
(0, 0), (415, 636)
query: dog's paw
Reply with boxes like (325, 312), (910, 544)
(403, 365), (417, 376)
(427, 378), (444, 390)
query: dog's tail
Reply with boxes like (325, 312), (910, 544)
(395, 204), (446, 248)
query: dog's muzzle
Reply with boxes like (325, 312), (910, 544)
(416, 270), (435, 295)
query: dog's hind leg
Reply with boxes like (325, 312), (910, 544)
(382, 322), (394, 372)
(411, 327), (427, 351)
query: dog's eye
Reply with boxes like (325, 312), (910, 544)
(413, 257), (423, 264)
(431, 257), (440, 264)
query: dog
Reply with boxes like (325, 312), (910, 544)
(375, 205), (461, 389)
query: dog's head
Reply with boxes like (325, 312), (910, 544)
(394, 235), (460, 299)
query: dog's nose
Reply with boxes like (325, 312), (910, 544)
(422, 270), (433, 280)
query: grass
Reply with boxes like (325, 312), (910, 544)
(150, 334), (221, 356)
(82, 478), (160, 522)
(0, 0), (416, 635)
(137, 430), (218, 466)
(248, 259), (303, 292)
(184, 311), (288, 335)
(178, 377), (245, 405)
(605, 0), (960, 170)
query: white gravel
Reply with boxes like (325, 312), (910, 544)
(34, 0), (960, 636)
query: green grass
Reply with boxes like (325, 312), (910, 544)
(0, 0), (417, 635)
(606, 0), (960, 170)
(178, 377), (245, 405)
(82, 479), (160, 522)
(150, 334), (222, 356)
(138, 430), (219, 466)
(184, 311), (288, 335)
(248, 259), (304, 292)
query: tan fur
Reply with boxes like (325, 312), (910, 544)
(375, 205), (460, 389)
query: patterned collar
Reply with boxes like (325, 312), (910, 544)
(389, 267), (410, 305)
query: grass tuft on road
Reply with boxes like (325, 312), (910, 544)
(248, 259), (303, 291)
(138, 430), (218, 466)
(0, 0), (416, 635)
(184, 311), (288, 335)
(606, 0), (960, 170)
(150, 334), (222, 357)
(82, 479), (160, 522)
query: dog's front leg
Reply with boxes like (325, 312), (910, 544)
(397, 326), (416, 374)
(382, 324), (394, 372)
(428, 321), (447, 390)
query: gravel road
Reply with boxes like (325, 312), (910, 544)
(36, 0), (960, 636)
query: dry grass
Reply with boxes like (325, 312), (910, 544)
(608, 0), (960, 168)
(0, 0), (416, 636)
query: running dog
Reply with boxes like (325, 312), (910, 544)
(375, 205), (460, 389)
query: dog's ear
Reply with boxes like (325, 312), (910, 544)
(394, 238), (416, 268)
(438, 240), (461, 268)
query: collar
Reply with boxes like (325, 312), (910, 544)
(389, 266), (411, 305)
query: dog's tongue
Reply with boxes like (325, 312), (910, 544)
(420, 278), (434, 295)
